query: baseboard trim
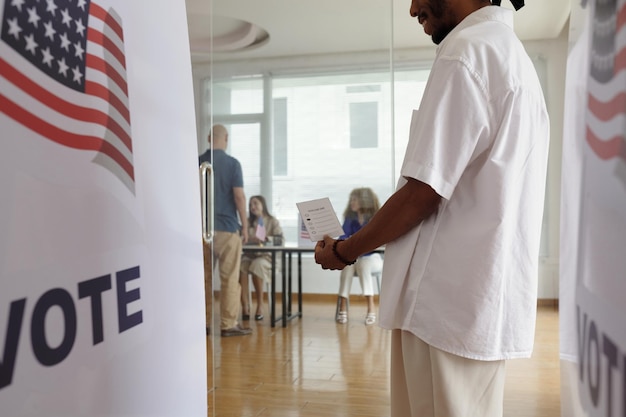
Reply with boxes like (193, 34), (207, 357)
(214, 291), (558, 308)
(537, 298), (559, 308)
(213, 291), (374, 304)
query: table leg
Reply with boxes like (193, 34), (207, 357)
(287, 252), (293, 317)
(282, 250), (287, 328)
(270, 251), (276, 327)
(298, 252), (303, 316)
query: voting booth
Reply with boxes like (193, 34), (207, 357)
(0, 0), (206, 415)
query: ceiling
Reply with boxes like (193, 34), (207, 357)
(185, 0), (571, 64)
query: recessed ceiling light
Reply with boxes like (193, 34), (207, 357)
(188, 15), (269, 54)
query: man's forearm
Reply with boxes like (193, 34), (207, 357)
(339, 178), (441, 262)
(233, 187), (247, 233)
(236, 203), (247, 232)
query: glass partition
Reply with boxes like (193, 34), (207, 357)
(188, 1), (425, 415)
(186, 2), (564, 415)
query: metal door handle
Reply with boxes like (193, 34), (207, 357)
(200, 162), (214, 243)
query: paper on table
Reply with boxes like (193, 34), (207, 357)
(296, 197), (344, 241)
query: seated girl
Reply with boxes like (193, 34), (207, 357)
(240, 195), (283, 321)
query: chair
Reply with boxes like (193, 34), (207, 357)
(245, 274), (273, 315)
(244, 255), (280, 317)
(335, 269), (381, 318)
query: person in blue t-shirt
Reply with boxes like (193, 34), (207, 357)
(199, 124), (251, 337)
(335, 187), (383, 325)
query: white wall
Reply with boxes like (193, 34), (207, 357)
(525, 29), (568, 299)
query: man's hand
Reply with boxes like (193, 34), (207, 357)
(314, 235), (347, 270)
(316, 178), (441, 272)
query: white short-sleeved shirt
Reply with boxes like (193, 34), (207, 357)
(378, 6), (550, 361)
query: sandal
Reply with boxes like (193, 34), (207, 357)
(336, 311), (348, 324)
(365, 313), (376, 326)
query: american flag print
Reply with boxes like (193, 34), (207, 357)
(0, 0), (134, 192)
(255, 216), (266, 242)
(299, 216), (310, 241)
(585, 0), (626, 167)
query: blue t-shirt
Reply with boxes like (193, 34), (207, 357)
(341, 216), (374, 257)
(199, 149), (243, 233)
(341, 217), (363, 239)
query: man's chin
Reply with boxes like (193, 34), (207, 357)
(431, 28), (452, 45)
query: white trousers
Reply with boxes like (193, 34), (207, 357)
(337, 253), (382, 298)
(390, 329), (506, 417)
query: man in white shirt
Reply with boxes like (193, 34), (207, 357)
(315, 1), (549, 416)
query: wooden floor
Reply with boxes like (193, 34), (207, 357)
(207, 299), (560, 417)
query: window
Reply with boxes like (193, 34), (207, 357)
(349, 102), (378, 148)
(207, 70), (427, 244)
(206, 65), (550, 256)
(213, 77), (263, 116)
(273, 98), (288, 176)
(270, 72), (394, 242)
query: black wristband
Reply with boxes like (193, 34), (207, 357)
(332, 239), (356, 266)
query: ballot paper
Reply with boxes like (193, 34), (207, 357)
(296, 197), (344, 241)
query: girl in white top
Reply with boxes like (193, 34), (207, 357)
(335, 188), (383, 325)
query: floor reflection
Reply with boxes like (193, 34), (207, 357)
(210, 299), (559, 417)
(213, 299), (390, 417)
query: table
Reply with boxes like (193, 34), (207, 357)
(242, 245), (314, 327)
(242, 245), (384, 328)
